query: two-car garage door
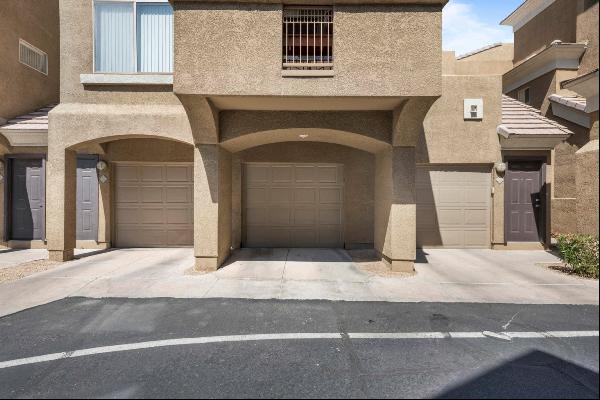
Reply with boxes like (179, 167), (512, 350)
(416, 166), (491, 248)
(115, 163), (193, 247)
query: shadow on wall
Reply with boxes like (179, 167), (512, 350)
(435, 350), (599, 399)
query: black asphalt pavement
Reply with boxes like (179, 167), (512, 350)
(0, 298), (598, 398)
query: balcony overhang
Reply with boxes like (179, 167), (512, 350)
(207, 96), (410, 111)
(561, 69), (599, 112)
(503, 42), (586, 94)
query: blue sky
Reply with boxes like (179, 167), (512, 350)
(443, 0), (524, 56)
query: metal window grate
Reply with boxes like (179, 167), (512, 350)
(19, 40), (48, 75)
(283, 7), (333, 70)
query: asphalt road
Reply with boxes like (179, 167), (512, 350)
(0, 298), (598, 399)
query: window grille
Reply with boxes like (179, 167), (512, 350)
(283, 7), (333, 70)
(19, 40), (48, 75)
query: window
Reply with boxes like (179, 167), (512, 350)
(19, 39), (48, 75)
(518, 87), (531, 105)
(94, 0), (173, 73)
(282, 7), (333, 71)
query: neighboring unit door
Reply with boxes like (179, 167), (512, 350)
(505, 161), (544, 242)
(10, 158), (46, 240)
(243, 163), (344, 248)
(417, 166), (491, 248)
(114, 163), (193, 247)
(76, 156), (99, 241)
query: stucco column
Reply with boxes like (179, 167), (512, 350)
(576, 122), (599, 235)
(374, 146), (416, 272)
(46, 145), (77, 261)
(97, 161), (111, 248)
(194, 144), (232, 271)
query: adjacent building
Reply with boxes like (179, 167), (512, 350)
(0, 0), (587, 272)
(501, 0), (599, 235)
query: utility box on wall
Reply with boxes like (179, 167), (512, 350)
(464, 99), (484, 120)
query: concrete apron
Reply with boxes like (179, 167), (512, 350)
(0, 247), (598, 317)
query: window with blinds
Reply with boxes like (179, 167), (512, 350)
(94, 0), (173, 73)
(283, 7), (333, 70)
(19, 40), (48, 75)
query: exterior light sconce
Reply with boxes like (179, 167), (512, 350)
(494, 161), (507, 184)
(299, 134), (309, 139)
(96, 160), (109, 184)
(96, 160), (108, 171)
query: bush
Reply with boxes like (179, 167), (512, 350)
(555, 234), (599, 279)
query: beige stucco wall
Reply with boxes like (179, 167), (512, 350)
(513, 0), (578, 65)
(0, 0), (59, 122)
(234, 142), (375, 249)
(577, 0), (599, 76)
(443, 44), (514, 76)
(174, 3), (442, 97)
(419, 75), (502, 164)
(576, 137), (599, 235)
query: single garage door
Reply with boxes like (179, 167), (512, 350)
(243, 163), (344, 248)
(115, 163), (193, 247)
(417, 166), (491, 248)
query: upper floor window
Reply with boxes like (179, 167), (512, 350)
(518, 87), (531, 105)
(94, 0), (173, 73)
(19, 39), (48, 75)
(282, 7), (333, 71)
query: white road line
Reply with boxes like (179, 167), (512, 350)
(0, 331), (597, 370)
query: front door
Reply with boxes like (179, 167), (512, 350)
(11, 158), (46, 240)
(76, 156), (99, 241)
(505, 160), (544, 242)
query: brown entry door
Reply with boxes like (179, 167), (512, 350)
(505, 161), (544, 242)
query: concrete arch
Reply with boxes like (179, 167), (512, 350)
(221, 128), (389, 154)
(49, 103), (196, 150)
(67, 134), (194, 153)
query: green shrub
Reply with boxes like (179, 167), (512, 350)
(555, 234), (599, 279)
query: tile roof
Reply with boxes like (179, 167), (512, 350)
(498, 95), (573, 137)
(0, 104), (56, 133)
(548, 94), (587, 112)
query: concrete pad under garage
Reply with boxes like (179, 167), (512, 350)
(0, 248), (598, 317)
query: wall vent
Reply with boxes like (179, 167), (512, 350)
(19, 39), (48, 75)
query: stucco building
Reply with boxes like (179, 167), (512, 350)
(0, 0), (583, 272)
(501, 0), (599, 236)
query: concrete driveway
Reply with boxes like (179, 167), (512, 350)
(0, 247), (597, 316)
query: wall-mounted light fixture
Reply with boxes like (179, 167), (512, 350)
(96, 160), (108, 171)
(494, 161), (507, 174)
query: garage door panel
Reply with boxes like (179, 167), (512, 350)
(244, 163), (343, 248)
(294, 187), (317, 203)
(166, 187), (192, 203)
(269, 207), (292, 225)
(115, 163), (193, 247)
(294, 208), (316, 225)
(417, 166), (490, 249)
(272, 165), (293, 183)
(140, 187), (164, 203)
(166, 166), (191, 182)
(141, 166), (164, 182)
(271, 187), (293, 203)
(319, 187), (342, 204)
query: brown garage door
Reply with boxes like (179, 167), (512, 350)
(115, 163), (193, 247)
(243, 163), (344, 248)
(417, 166), (491, 248)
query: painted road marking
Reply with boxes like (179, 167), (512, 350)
(0, 331), (597, 370)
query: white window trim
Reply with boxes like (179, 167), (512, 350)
(92, 0), (172, 75)
(18, 39), (48, 76)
